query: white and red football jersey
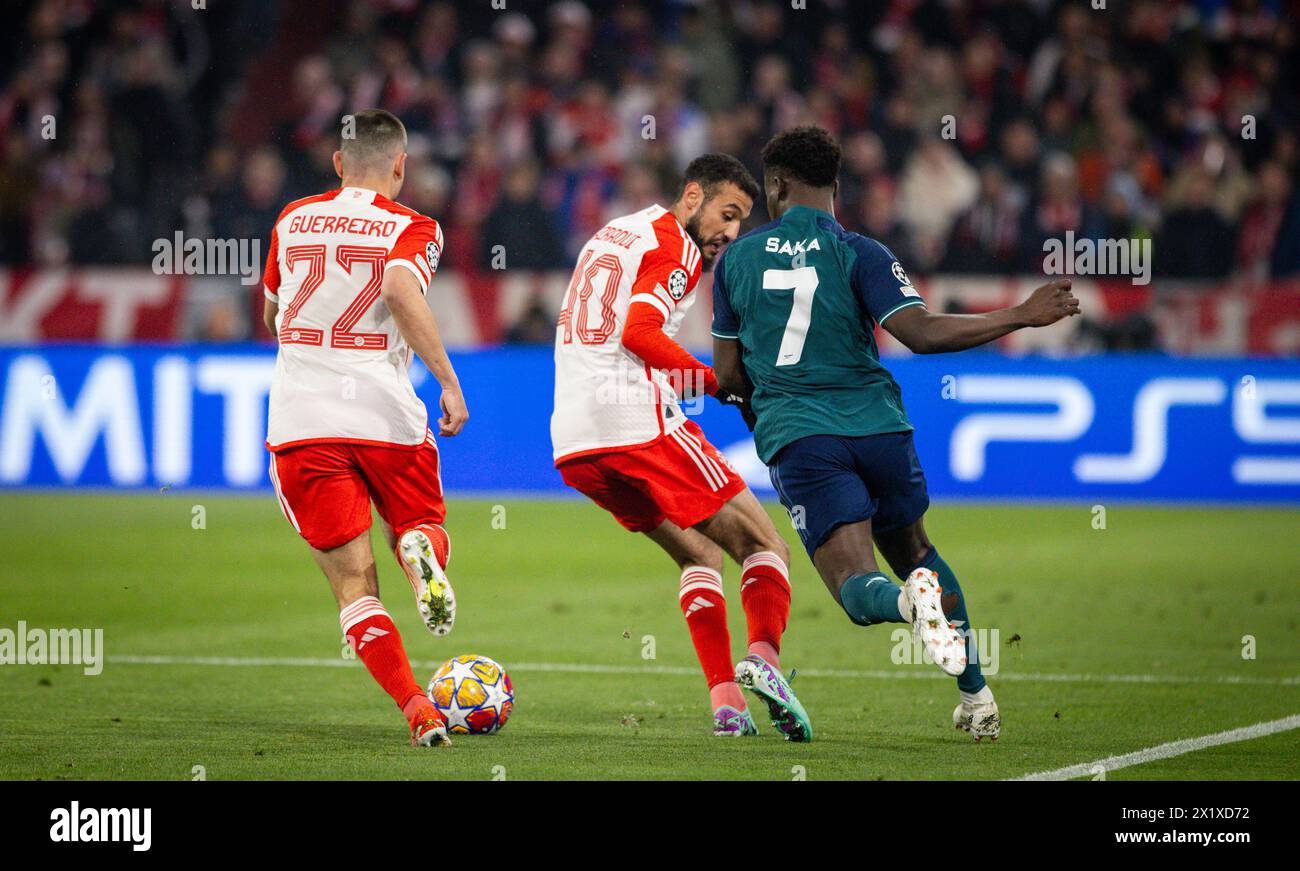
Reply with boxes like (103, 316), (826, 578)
(551, 204), (704, 463)
(264, 186), (444, 451)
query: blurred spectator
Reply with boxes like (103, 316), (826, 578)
(0, 134), (40, 262)
(1, 0), (1296, 341)
(1098, 172), (1156, 241)
(1000, 117), (1044, 196)
(680, 4), (741, 113)
(211, 146), (287, 256)
(898, 137), (978, 269)
(856, 177), (918, 267)
(1020, 152), (1102, 271)
(837, 130), (890, 230)
(506, 300), (559, 345)
(942, 162), (1026, 274)
(1236, 160), (1298, 280)
(1157, 166), (1235, 278)
(606, 161), (668, 217)
(480, 161), (565, 271)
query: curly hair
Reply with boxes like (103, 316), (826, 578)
(680, 153), (760, 203)
(760, 125), (842, 188)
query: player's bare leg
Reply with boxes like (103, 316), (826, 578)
(643, 522), (756, 736)
(692, 487), (792, 668)
(315, 530), (449, 747)
(876, 517), (998, 740)
(815, 519), (967, 678)
(692, 489), (811, 741)
(378, 517), (398, 552)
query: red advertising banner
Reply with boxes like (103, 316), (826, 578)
(3, 268), (1297, 356)
(0, 268), (185, 343)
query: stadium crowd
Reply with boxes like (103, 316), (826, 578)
(2, 0), (1298, 340)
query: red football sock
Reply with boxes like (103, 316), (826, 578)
(740, 551), (791, 668)
(678, 566), (734, 689)
(398, 523), (451, 569)
(401, 694), (435, 721)
(340, 596), (424, 712)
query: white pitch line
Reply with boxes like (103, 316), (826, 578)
(104, 655), (1300, 687)
(1012, 714), (1300, 781)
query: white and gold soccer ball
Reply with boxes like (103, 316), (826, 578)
(426, 654), (514, 735)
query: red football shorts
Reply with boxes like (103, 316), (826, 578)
(558, 421), (746, 533)
(269, 432), (445, 551)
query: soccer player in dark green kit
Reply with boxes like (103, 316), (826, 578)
(712, 126), (1080, 740)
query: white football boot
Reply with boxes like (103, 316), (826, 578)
(397, 528), (456, 636)
(902, 568), (967, 677)
(953, 692), (1001, 742)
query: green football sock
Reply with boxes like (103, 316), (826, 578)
(919, 548), (986, 694)
(838, 572), (904, 626)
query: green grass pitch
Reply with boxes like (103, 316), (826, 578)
(1, 492), (1297, 780)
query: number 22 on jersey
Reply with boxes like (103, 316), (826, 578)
(278, 244), (389, 350)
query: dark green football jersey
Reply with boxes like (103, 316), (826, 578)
(711, 206), (926, 463)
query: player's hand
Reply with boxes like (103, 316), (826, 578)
(1019, 279), (1080, 327)
(715, 391), (757, 432)
(438, 388), (468, 437)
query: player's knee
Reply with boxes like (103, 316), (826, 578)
(776, 537), (792, 568)
(677, 539), (724, 573)
(332, 574), (379, 609)
(739, 528), (791, 570)
(759, 537), (792, 571)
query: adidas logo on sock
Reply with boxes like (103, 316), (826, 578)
(684, 597), (715, 616)
(357, 626), (389, 649)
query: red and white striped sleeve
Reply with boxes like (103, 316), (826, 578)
(621, 214), (716, 395)
(627, 214), (703, 320)
(384, 217), (444, 293)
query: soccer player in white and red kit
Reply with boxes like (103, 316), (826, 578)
(552, 155), (812, 740)
(262, 110), (465, 747)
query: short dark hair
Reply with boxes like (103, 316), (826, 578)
(679, 153), (760, 203)
(340, 109), (407, 168)
(761, 125), (842, 188)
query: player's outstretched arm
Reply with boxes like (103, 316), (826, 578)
(621, 300), (719, 398)
(380, 266), (468, 436)
(883, 278), (1080, 354)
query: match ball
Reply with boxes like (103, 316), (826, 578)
(427, 654), (514, 735)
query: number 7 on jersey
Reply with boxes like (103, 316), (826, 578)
(763, 266), (819, 367)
